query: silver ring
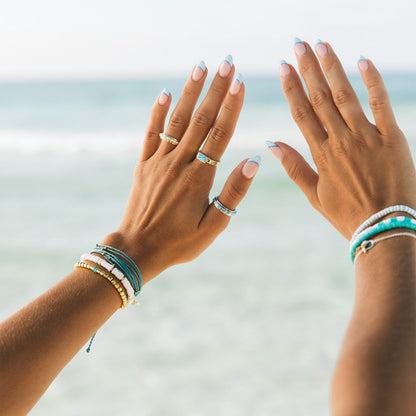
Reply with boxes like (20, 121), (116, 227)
(159, 133), (179, 146)
(196, 151), (220, 166)
(213, 196), (237, 217)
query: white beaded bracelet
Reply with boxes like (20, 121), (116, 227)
(351, 205), (416, 244)
(80, 253), (135, 304)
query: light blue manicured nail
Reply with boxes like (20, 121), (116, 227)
(224, 54), (233, 67)
(294, 37), (303, 44)
(236, 73), (243, 84)
(280, 59), (288, 65)
(198, 60), (206, 72)
(161, 88), (170, 97)
(359, 55), (366, 61)
(266, 140), (278, 148)
(314, 38), (324, 46)
(248, 155), (261, 165)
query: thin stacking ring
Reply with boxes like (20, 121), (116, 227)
(196, 151), (220, 166)
(213, 196), (237, 217)
(159, 132), (179, 146)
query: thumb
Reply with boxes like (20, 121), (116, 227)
(267, 141), (319, 208)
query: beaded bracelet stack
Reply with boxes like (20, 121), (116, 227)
(350, 205), (416, 263)
(75, 244), (142, 352)
(75, 244), (142, 308)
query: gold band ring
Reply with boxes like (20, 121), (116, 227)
(159, 133), (179, 146)
(196, 151), (220, 166)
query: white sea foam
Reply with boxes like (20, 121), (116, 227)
(0, 127), (310, 156)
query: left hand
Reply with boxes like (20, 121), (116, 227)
(269, 40), (416, 240)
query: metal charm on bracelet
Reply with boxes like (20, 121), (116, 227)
(196, 151), (220, 166)
(159, 132), (179, 146)
(213, 196), (237, 216)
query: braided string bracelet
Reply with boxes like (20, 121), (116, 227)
(350, 216), (416, 262)
(351, 205), (416, 242)
(91, 244), (142, 295)
(354, 232), (416, 264)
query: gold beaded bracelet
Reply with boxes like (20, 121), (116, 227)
(75, 261), (128, 309)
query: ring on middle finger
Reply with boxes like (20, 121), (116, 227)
(196, 151), (220, 166)
(159, 132), (179, 146)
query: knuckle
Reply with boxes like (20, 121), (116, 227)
(281, 79), (296, 96)
(210, 83), (226, 97)
(192, 111), (212, 129)
(285, 162), (303, 183)
(209, 124), (229, 144)
(333, 139), (349, 156)
(313, 148), (329, 169)
(222, 101), (235, 114)
(332, 89), (352, 107)
(169, 112), (187, 131)
(291, 105), (313, 124)
(299, 60), (314, 75)
(309, 88), (330, 109)
(164, 160), (181, 180)
(182, 169), (198, 188)
(369, 96), (386, 114)
(181, 85), (194, 98)
(145, 127), (160, 142)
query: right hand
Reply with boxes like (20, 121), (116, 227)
(103, 58), (259, 284)
(270, 39), (416, 240)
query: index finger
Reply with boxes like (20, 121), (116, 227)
(358, 57), (399, 136)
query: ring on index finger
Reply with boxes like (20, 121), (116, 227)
(196, 151), (220, 166)
(159, 133), (179, 146)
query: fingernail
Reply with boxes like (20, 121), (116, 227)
(266, 140), (278, 148)
(314, 39), (328, 57)
(219, 54), (233, 78)
(294, 37), (307, 56)
(280, 60), (291, 77)
(358, 55), (369, 72)
(158, 88), (170, 105)
(242, 155), (261, 179)
(229, 73), (243, 95)
(192, 61), (206, 82)
(266, 141), (283, 162)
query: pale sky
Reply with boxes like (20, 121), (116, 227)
(0, 0), (414, 80)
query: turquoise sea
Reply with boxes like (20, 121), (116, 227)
(1, 74), (416, 415)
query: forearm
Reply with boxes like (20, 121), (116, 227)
(0, 268), (120, 416)
(331, 237), (416, 415)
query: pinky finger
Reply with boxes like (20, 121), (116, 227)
(358, 57), (399, 135)
(140, 89), (171, 161)
(200, 156), (261, 232)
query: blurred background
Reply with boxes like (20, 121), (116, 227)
(1, 1), (415, 415)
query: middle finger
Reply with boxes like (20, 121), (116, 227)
(295, 39), (347, 137)
(178, 55), (235, 159)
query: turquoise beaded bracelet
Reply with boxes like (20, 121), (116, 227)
(350, 216), (416, 262)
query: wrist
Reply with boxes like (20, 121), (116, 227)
(100, 232), (161, 285)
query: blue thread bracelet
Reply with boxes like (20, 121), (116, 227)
(91, 244), (142, 295)
(350, 216), (416, 262)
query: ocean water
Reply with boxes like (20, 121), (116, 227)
(1, 74), (416, 415)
